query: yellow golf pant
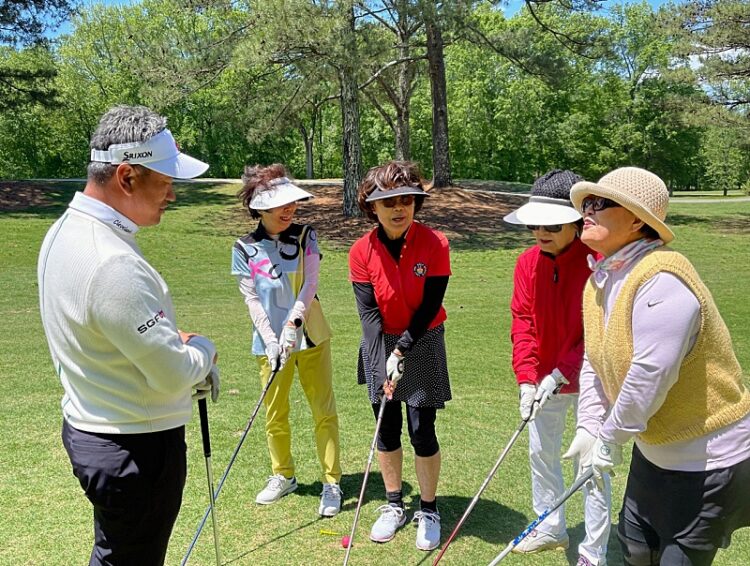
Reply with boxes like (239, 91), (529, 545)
(258, 339), (341, 484)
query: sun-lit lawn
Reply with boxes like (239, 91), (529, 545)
(1, 182), (748, 565)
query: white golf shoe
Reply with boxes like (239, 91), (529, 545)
(255, 474), (297, 505)
(318, 483), (342, 517)
(413, 509), (441, 551)
(369, 504), (407, 543)
(511, 529), (569, 553)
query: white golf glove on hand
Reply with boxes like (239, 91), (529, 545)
(279, 324), (299, 369)
(591, 436), (623, 490)
(519, 383), (536, 421)
(386, 350), (405, 383)
(265, 342), (281, 372)
(531, 368), (569, 420)
(193, 364), (220, 403)
(562, 428), (597, 478)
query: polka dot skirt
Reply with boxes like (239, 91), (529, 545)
(357, 324), (452, 408)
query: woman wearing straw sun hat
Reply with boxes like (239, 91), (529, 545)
(231, 164), (342, 517)
(568, 166), (750, 565)
(504, 170), (611, 566)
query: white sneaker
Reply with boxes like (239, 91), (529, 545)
(511, 529), (569, 554)
(413, 509), (441, 551)
(369, 504), (407, 543)
(255, 474), (297, 505)
(319, 483), (342, 517)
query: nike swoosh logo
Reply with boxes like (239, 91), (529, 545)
(647, 300), (663, 307)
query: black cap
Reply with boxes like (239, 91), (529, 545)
(531, 169), (583, 200)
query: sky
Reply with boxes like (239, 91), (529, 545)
(50, 0), (673, 38)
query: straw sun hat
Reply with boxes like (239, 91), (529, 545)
(570, 167), (674, 244)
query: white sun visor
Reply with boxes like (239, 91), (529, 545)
(89, 129), (209, 179)
(503, 196), (582, 225)
(249, 177), (314, 210)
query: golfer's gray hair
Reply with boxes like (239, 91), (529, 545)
(88, 105), (167, 185)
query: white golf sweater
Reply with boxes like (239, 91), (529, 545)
(38, 192), (216, 434)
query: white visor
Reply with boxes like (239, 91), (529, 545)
(503, 196), (582, 225)
(90, 129), (209, 179)
(249, 178), (314, 210)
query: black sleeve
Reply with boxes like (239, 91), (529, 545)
(396, 275), (449, 352)
(353, 282), (387, 392)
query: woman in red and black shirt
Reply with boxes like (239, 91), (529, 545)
(349, 160), (451, 551)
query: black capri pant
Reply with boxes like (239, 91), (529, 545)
(372, 400), (439, 457)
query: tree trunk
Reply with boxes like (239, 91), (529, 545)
(339, 5), (363, 217)
(394, 43), (413, 161)
(425, 11), (451, 187)
(299, 124), (314, 179)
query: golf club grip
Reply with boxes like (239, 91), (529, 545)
(433, 418), (528, 565)
(198, 398), (211, 458)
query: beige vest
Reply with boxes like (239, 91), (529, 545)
(583, 249), (750, 444)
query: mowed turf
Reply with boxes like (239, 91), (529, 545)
(1, 182), (749, 566)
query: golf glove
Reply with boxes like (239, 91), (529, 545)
(519, 383), (536, 421)
(279, 324), (299, 369)
(193, 364), (220, 403)
(265, 342), (281, 372)
(591, 437), (622, 490)
(531, 368), (569, 419)
(562, 428), (597, 478)
(386, 350), (405, 383)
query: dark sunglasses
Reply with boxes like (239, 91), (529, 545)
(581, 196), (621, 213)
(526, 224), (563, 233)
(381, 195), (416, 208)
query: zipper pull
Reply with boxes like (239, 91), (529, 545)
(553, 264), (558, 283)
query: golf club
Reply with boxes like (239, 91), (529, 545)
(182, 365), (281, 565)
(434, 370), (568, 565)
(197, 398), (221, 566)
(432, 416), (530, 565)
(343, 395), (388, 566)
(487, 468), (594, 566)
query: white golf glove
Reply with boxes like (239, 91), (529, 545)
(531, 368), (569, 419)
(591, 436), (623, 490)
(386, 350), (405, 383)
(279, 324), (299, 369)
(562, 428), (597, 478)
(265, 342), (281, 373)
(519, 383), (536, 421)
(193, 364), (220, 403)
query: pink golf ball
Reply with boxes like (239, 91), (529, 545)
(341, 535), (351, 548)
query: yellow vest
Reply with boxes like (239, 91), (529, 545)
(583, 249), (750, 445)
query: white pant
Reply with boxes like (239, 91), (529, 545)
(528, 393), (611, 565)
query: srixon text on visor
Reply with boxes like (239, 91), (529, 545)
(123, 150), (153, 160)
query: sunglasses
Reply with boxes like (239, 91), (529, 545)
(581, 196), (621, 213)
(380, 195), (416, 208)
(526, 224), (563, 233)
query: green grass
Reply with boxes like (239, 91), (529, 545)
(1, 183), (749, 566)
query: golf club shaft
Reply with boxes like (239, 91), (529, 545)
(432, 418), (528, 565)
(487, 469), (594, 566)
(197, 399), (222, 566)
(343, 397), (388, 566)
(182, 368), (280, 565)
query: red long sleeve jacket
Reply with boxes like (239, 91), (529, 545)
(510, 237), (592, 394)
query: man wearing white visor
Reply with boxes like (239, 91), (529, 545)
(503, 170), (612, 566)
(38, 105), (218, 565)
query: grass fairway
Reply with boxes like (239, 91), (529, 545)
(1, 181), (749, 566)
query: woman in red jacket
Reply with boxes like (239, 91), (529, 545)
(505, 170), (611, 566)
(349, 160), (451, 552)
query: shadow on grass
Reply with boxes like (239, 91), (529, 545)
(0, 180), (234, 218)
(296, 472), (415, 513)
(222, 515), (326, 565)
(668, 212), (750, 235)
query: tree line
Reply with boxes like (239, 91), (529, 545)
(1, 0), (749, 215)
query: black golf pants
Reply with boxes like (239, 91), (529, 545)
(62, 420), (187, 566)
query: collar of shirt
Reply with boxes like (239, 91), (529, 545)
(251, 221), (301, 245)
(587, 238), (663, 288)
(377, 223), (409, 261)
(69, 192), (139, 236)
